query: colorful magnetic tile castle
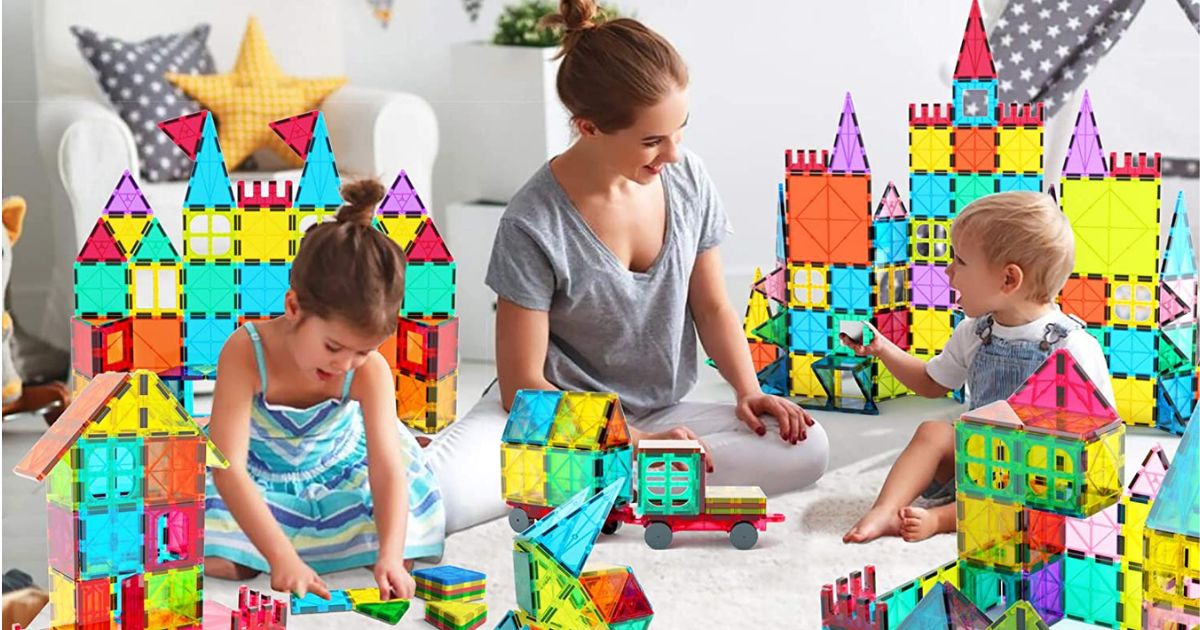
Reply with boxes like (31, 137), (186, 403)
(743, 0), (1198, 430)
(1056, 92), (1198, 435)
(502, 480), (654, 630)
(501, 390), (634, 526)
(12, 370), (229, 630)
(741, 0), (1045, 413)
(413, 565), (487, 602)
(71, 108), (461, 433)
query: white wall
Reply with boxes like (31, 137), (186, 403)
(5, 0), (1198, 330)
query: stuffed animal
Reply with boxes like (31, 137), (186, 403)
(3, 196), (70, 423)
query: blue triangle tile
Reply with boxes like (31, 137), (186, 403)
(1146, 409), (1199, 537)
(518, 479), (622, 577)
(1161, 192), (1197, 278)
(184, 114), (234, 207)
(295, 114), (343, 208)
(758, 356), (788, 396)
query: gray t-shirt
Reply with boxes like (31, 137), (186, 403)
(485, 150), (733, 418)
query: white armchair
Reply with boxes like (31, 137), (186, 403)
(32, 0), (438, 351)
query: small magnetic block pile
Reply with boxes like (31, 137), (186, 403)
(500, 390), (633, 513)
(71, 108), (461, 434)
(424, 600), (488, 630)
(11, 370), (229, 630)
(413, 565), (486, 602)
(503, 480), (654, 629)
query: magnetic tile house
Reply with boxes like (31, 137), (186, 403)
(12, 370), (229, 630)
(745, 0), (1046, 411)
(1056, 92), (1198, 434)
(71, 109), (460, 433)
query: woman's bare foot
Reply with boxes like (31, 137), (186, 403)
(205, 557), (261, 581)
(899, 506), (942, 542)
(842, 506), (902, 543)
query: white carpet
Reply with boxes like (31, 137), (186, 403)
(7, 362), (1179, 628)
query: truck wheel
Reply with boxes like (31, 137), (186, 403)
(508, 507), (532, 532)
(644, 522), (673, 549)
(602, 520), (622, 535)
(729, 522), (758, 550)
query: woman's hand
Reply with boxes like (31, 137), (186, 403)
(632, 425), (714, 473)
(269, 553), (329, 599)
(735, 392), (815, 445)
(373, 553), (416, 601)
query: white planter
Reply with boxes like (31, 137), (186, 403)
(448, 43), (572, 203)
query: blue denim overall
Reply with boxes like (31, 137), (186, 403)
(966, 313), (1084, 410)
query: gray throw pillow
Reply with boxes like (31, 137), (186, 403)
(70, 24), (216, 183)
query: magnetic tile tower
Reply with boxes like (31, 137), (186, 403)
(953, 348), (1125, 625)
(750, 92), (913, 412)
(1060, 440), (1173, 628)
(12, 370), (229, 630)
(1057, 93), (1197, 435)
(906, 0), (1044, 380)
(504, 480), (654, 630)
(72, 109), (460, 433)
(1140, 412), (1199, 627)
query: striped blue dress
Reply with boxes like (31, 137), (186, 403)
(205, 323), (445, 573)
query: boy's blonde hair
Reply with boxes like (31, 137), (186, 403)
(952, 191), (1074, 303)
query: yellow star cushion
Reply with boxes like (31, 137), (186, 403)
(166, 17), (345, 170)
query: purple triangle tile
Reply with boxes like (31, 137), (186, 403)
(829, 93), (869, 174)
(103, 170), (153, 214)
(1062, 91), (1107, 177)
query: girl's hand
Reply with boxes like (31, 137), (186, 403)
(839, 322), (895, 358)
(270, 554), (329, 600)
(736, 393), (815, 445)
(633, 425), (714, 473)
(374, 555), (416, 601)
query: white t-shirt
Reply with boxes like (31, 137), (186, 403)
(926, 308), (1116, 406)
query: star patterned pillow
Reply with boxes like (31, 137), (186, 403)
(70, 24), (216, 183)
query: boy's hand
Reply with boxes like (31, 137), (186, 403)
(373, 554), (416, 601)
(840, 322), (894, 358)
(736, 393), (815, 445)
(270, 554), (329, 599)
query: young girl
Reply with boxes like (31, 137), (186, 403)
(204, 180), (444, 600)
(422, 0), (829, 533)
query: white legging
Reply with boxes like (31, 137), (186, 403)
(423, 382), (832, 535)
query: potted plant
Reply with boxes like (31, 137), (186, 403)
(449, 1), (621, 203)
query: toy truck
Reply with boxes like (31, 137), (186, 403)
(500, 390), (784, 549)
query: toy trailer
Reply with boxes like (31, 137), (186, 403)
(632, 439), (784, 550)
(500, 390), (634, 532)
